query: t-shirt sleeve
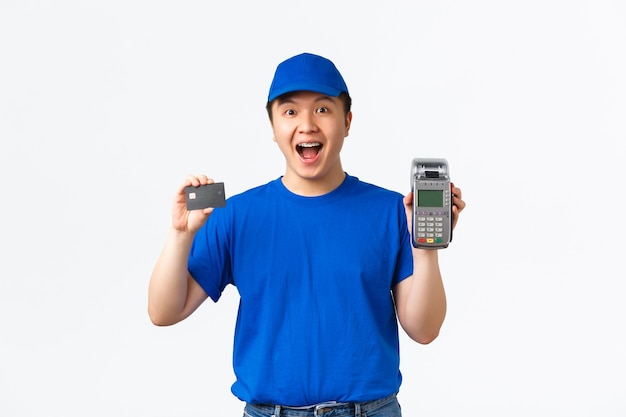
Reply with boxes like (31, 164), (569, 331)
(187, 209), (233, 302)
(393, 197), (414, 285)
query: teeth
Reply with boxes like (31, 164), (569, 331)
(299, 142), (321, 147)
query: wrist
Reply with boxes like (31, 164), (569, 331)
(169, 226), (196, 243)
(413, 247), (439, 261)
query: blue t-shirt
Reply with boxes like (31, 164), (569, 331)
(188, 174), (413, 406)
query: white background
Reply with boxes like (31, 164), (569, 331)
(1, 1), (625, 416)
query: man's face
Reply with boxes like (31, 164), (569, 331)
(270, 91), (352, 194)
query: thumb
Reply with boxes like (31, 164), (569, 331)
(403, 191), (414, 207)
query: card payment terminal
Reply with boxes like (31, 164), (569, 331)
(410, 158), (453, 249)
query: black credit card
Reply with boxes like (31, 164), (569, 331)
(184, 182), (226, 210)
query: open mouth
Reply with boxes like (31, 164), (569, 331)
(296, 142), (323, 160)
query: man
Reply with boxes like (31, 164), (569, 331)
(148, 52), (465, 416)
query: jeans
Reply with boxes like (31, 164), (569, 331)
(243, 393), (401, 417)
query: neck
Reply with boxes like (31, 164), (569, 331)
(281, 169), (346, 197)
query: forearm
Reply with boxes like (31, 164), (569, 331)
(395, 249), (447, 344)
(148, 227), (196, 325)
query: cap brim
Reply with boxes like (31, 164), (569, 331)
(268, 82), (344, 102)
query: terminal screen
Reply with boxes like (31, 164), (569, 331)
(418, 189), (443, 207)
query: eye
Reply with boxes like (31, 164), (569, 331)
(316, 107), (329, 114)
(284, 109), (296, 116)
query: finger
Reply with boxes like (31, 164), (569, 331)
(197, 175), (214, 186)
(452, 205), (460, 229)
(184, 174), (214, 187)
(453, 195), (466, 214)
(451, 185), (462, 199)
(184, 174), (201, 187)
(403, 192), (414, 207)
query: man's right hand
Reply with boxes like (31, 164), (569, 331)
(172, 174), (215, 233)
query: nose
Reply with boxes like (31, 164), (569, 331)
(298, 111), (318, 133)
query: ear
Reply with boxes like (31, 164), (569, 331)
(344, 111), (353, 137)
(269, 119), (277, 142)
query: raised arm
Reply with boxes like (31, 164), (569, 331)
(147, 175), (215, 326)
(393, 184), (465, 344)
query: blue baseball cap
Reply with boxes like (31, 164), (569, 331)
(267, 53), (349, 102)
